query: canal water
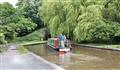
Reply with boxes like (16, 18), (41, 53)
(25, 44), (120, 70)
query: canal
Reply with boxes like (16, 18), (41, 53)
(25, 44), (120, 70)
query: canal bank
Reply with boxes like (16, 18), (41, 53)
(2, 41), (119, 70)
(16, 40), (120, 52)
(73, 43), (120, 52)
(18, 41), (47, 46)
(0, 44), (9, 53)
(0, 41), (47, 53)
(0, 45), (64, 70)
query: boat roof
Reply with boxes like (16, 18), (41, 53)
(49, 38), (57, 40)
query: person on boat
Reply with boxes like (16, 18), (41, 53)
(59, 34), (65, 48)
(44, 27), (51, 40)
(63, 35), (67, 47)
(67, 37), (72, 50)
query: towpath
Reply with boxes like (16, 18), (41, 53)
(0, 45), (64, 70)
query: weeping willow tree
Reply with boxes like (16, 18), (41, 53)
(39, 0), (120, 43)
(39, 0), (81, 38)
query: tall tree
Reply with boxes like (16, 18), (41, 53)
(39, 0), (120, 43)
(0, 2), (37, 43)
(16, 0), (43, 28)
(0, 2), (15, 25)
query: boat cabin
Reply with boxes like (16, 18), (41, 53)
(47, 38), (71, 52)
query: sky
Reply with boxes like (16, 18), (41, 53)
(0, 0), (18, 7)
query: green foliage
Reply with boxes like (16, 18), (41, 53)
(17, 46), (28, 54)
(0, 33), (7, 44)
(0, 2), (38, 44)
(13, 29), (44, 43)
(0, 0), (120, 44)
(39, 0), (120, 43)
(16, 0), (43, 28)
(103, 0), (120, 23)
(74, 19), (120, 43)
(39, 0), (79, 38)
(0, 2), (15, 25)
(16, 17), (37, 36)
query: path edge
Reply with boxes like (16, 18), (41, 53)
(29, 52), (65, 70)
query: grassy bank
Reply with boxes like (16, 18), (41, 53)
(19, 41), (47, 46)
(9, 28), (47, 53)
(16, 41), (47, 54)
(0, 45), (8, 53)
(94, 45), (120, 48)
(12, 29), (44, 44)
(75, 43), (120, 51)
(81, 44), (120, 48)
(17, 46), (29, 54)
(0, 48), (5, 53)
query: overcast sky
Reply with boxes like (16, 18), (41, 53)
(0, 0), (18, 7)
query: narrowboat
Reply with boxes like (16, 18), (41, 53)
(47, 38), (71, 52)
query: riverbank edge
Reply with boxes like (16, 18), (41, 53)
(30, 52), (65, 70)
(18, 40), (120, 52)
(73, 43), (120, 51)
(19, 41), (65, 70)
(18, 41), (47, 46)
(0, 41), (47, 53)
(0, 44), (9, 53)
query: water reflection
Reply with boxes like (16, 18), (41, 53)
(58, 52), (71, 65)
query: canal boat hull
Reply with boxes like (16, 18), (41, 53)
(48, 45), (70, 52)
(59, 48), (70, 52)
(47, 38), (71, 52)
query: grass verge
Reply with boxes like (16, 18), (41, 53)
(0, 48), (4, 53)
(0, 46), (8, 53)
(19, 41), (47, 46)
(77, 43), (120, 50)
(12, 28), (44, 44)
(16, 40), (47, 54)
(17, 46), (29, 54)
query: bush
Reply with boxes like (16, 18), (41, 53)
(74, 19), (120, 43)
(0, 33), (7, 44)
